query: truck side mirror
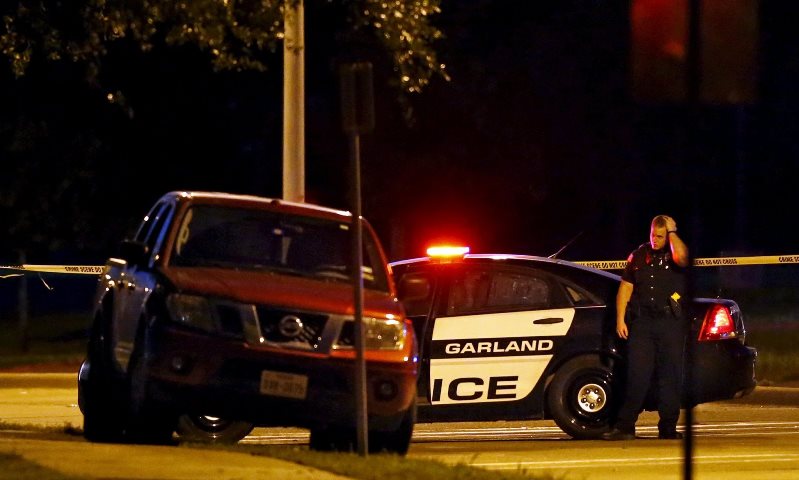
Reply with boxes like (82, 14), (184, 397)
(117, 240), (150, 268)
(398, 276), (430, 302)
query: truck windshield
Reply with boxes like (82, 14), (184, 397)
(170, 205), (388, 292)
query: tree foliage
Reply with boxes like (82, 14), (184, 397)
(0, 0), (448, 260)
(0, 0), (448, 94)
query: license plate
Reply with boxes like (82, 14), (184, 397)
(259, 370), (308, 400)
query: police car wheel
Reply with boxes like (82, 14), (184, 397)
(546, 355), (615, 440)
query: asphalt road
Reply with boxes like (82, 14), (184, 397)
(1, 373), (798, 479)
(407, 407), (799, 480)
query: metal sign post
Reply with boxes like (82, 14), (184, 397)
(339, 61), (375, 456)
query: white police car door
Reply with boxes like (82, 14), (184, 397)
(429, 266), (574, 405)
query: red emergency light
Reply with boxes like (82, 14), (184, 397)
(426, 245), (470, 260)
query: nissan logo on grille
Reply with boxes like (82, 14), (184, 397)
(278, 315), (304, 339)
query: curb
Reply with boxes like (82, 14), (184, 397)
(0, 373), (77, 389)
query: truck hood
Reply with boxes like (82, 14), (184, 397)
(161, 267), (401, 317)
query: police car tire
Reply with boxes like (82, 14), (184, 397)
(546, 355), (615, 440)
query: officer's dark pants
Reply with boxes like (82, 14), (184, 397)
(616, 310), (685, 434)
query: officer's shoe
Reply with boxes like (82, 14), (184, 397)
(658, 431), (683, 440)
(600, 428), (635, 441)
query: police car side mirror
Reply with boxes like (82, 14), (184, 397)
(398, 276), (430, 302)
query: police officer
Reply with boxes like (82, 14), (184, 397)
(602, 214), (690, 440)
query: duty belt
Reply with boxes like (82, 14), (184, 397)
(639, 305), (672, 315)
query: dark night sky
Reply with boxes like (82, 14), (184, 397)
(2, 0), (798, 269)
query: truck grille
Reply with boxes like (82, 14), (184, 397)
(255, 306), (328, 350)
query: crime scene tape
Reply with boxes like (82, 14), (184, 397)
(0, 265), (105, 275)
(575, 254), (799, 270)
(2, 254), (799, 276)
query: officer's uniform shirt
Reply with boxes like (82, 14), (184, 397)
(622, 243), (687, 318)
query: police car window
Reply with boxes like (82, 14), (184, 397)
(564, 285), (592, 306)
(447, 270), (489, 315)
(563, 283), (600, 306)
(488, 271), (550, 309)
(447, 268), (555, 315)
(397, 271), (435, 317)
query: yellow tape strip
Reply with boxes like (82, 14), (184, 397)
(0, 265), (105, 275)
(575, 254), (799, 270)
(3, 254), (799, 275)
(575, 260), (630, 270)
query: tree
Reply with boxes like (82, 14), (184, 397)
(0, 0), (449, 255)
(1, 0), (448, 95)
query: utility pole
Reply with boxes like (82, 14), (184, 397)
(283, 0), (305, 202)
(683, 1), (701, 479)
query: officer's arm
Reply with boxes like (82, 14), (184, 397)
(616, 280), (634, 339)
(664, 216), (689, 267)
(667, 232), (689, 267)
(616, 280), (633, 324)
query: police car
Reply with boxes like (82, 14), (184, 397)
(390, 247), (757, 439)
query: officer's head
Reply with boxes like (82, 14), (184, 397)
(650, 215), (669, 251)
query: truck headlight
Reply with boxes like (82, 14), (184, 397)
(166, 294), (218, 333)
(335, 317), (408, 351)
(364, 318), (407, 350)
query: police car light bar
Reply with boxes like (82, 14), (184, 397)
(426, 245), (470, 258)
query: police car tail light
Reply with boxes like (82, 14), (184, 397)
(698, 304), (737, 341)
(426, 245), (469, 261)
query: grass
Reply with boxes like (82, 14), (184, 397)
(222, 444), (553, 480)
(0, 422), (551, 480)
(0, 453), (82, 480)
(0, 423), (86, 480)
(0, 313), (88, 370)
(737, 298), (799, 384)
(745, 327), (799, 384)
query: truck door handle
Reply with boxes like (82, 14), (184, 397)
(533, 317), (563, 324)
